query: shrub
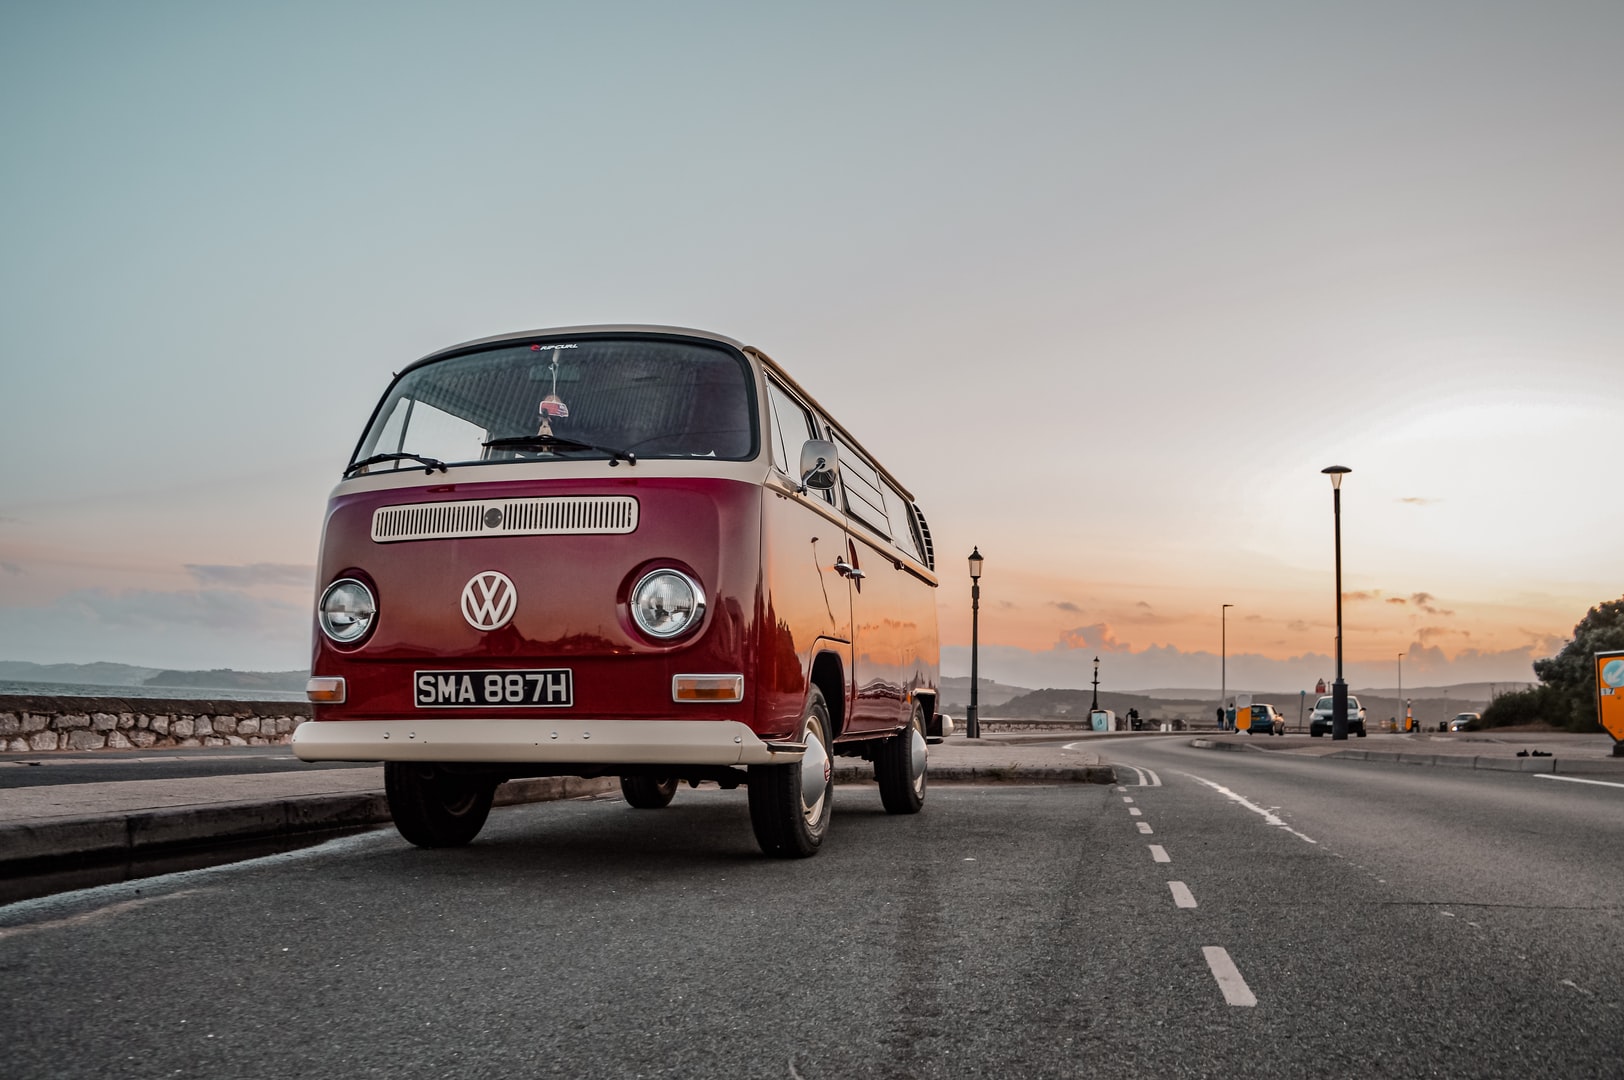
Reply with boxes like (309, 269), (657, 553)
(1479, 685), (1559, 729)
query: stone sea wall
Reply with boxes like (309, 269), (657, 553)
(0, 695), (312, 752)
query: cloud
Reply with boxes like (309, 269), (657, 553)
(185, 563), (315, 588)
(1417, 625), (1470, 644)
(0, 562), (22, 576)
(1135, 601), (1153, 610)
(1385, 597), (1407, 605)
(1051, 600), (1082, 613)
(1398, 497), (1442, 505)
(1057, 623), (1130, 653)
(1285, 620), (1316, 633)
(1343, 590), (1381, 602)
(57, 587), (303, 631)
(1410, 592), (1454, 616)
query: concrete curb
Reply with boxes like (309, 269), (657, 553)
(1187, 737), (1609, 775)
(835, 763), (1116, 786)
(1323, 749), (1563, 773)
(0, 776), (616, 871)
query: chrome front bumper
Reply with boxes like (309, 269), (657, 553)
(290, 717), (803, 766)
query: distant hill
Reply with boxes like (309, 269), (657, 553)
(0, 660), (306, 693)
(0, 661), (160, 686)
(143, 668), (307, 691)
(938, 677), (1032, 709)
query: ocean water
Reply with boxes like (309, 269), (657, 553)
(0, 680), (308, 703)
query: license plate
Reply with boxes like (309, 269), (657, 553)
(414, 669), (573, 708)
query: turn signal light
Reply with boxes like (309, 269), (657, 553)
(672, 675), (744, 703)
(306, 677), (347, 703)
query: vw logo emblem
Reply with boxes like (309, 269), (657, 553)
(461, 570), (518, 631)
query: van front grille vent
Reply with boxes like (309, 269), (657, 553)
(371, 496), (639, 543)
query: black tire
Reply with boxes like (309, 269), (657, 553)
(748, 688), (833, 858)
(384, 763), (497, 848)
(620, 776), (678, 809)
(876, 702), (927, 815)
(1356, 728), (1367, 738)
(1311, 730), (1323, 738)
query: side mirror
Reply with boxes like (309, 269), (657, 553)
(799, 439), (839, 491)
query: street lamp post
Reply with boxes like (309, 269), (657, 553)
(966, 547), (983, 740)
(1322, 466), (1353, 740)
(1397, 651), (1403, 733)
(1090, 655), (1100, 714)
(1221, 603), (1233, 730)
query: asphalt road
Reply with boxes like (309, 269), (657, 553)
(1, 740), (1620, 1079)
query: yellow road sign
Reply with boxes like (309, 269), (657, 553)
(1596, 650), (1624, 743)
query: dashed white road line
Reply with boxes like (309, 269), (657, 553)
(1535, 775), (1624, 791)
(1202, 947), (1257, 1006)
(1169, 881), (1197, 908)
(1121, 796), (1134, 804)
(1177, 771), (1318, 844)
(1148, 844), (1170, 863)
(1128, 807), (1142, 816)
(1137, 821), (1153, 834)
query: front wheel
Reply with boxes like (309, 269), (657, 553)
(876, 702), (927, 814)
(384, 763), (497, 848)
(620, 776), (678, 809)
(748, 688), (833, 858)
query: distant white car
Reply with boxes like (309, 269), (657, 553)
(1308, 694), (1367, 737)
(1448, 712), (1480, 732)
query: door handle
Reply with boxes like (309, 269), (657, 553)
(834, 559), (865, 580)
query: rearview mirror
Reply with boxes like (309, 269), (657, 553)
(799, 439), (839, 491)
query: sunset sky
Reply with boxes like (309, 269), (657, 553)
(2, 2), (1619, 692)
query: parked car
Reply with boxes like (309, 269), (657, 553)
(1308, 694), (1367, 737)
(1244, 703), (1285, 735)
(1448, 712), (1480, 732)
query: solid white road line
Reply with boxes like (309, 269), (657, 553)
(1178, 771), (1318, 844)
(1137, 821), (1153, 834)
(1106, 761), (1163, 787)
(1148, 844), (1170, 863)
(1128, 807), (1142, 816)
(1535, 774), (1624, 790)
(1168, 881), (1197, 908)
(1202, 947), (1257, 1006)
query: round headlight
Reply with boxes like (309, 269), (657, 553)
(630, 569), (705, 639)
(319, 578), (377, 643)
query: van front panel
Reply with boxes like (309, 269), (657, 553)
(311, 473), (765, 730)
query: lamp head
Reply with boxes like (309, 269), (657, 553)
(1321, 464), (1352, 490)
(968, 547), (983, 581)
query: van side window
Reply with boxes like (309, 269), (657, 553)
(884, 481), (926, 563)
(833, 434), (890, 536)
(769, 381), (836, 504)
(766, 381), (813, 474)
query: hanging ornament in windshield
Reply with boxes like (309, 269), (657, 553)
(531, 345), (571, 435)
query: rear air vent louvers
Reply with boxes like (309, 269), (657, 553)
(371, 496), (638, 543)
(909, 504), (936, 571)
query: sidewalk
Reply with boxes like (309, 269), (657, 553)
(0, 737), (1114, 872)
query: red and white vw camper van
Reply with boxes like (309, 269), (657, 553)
(293, 326), (942, 857)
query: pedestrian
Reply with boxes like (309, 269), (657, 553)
(1216, 706), (1224, 731)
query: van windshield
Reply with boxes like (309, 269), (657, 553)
(349, 337), (757, 474)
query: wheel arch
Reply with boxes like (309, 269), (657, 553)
(809, 651), (845, 740)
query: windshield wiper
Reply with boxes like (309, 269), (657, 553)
(483, 435), (637, 467)
(343, 452), (450, 478)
